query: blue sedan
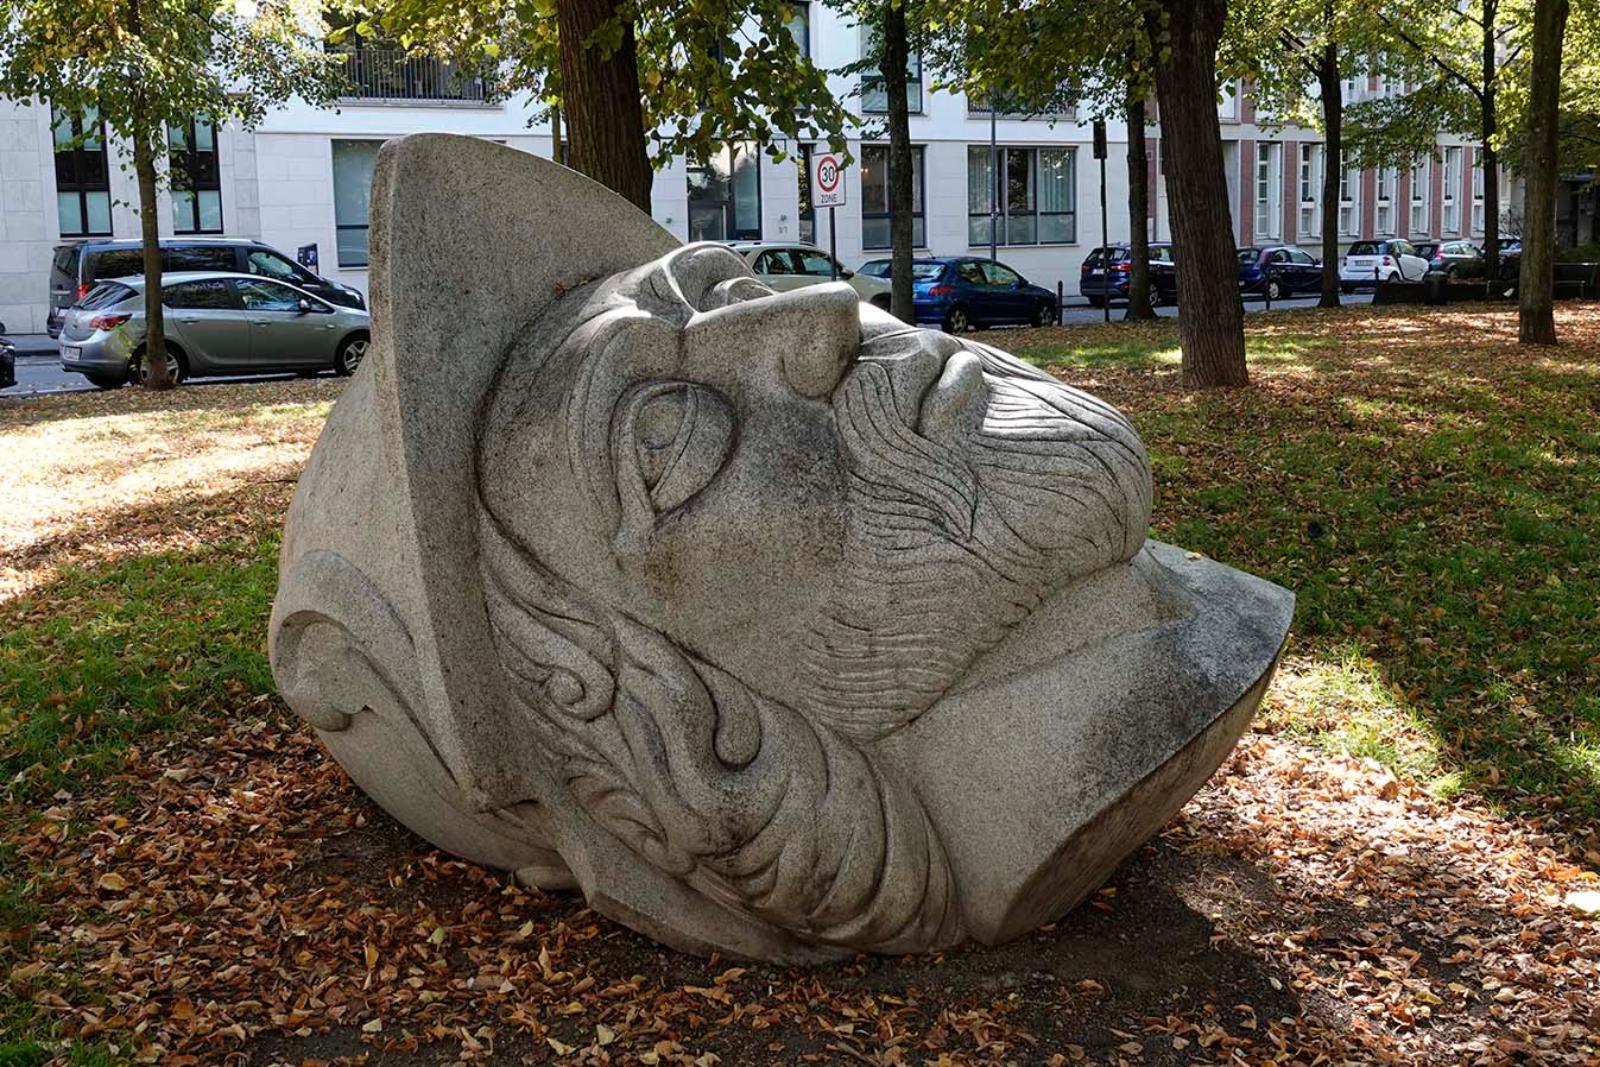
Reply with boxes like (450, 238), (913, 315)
(1238, 245), (1324, 300)
(911, 257), (1058, 333)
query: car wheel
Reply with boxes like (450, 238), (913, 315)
(943, 307), (969, 334)
(85, 372), (124, 390)
(130, 344), (186, 387)
(335, 333), (370, 377)
(1265, 279), (1283, 301)
(1034, 302), (1056, 327)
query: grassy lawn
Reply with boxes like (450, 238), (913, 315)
(1, 306), (1597, 1066)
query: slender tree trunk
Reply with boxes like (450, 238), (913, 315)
(1150, 0), (1247, 387)
(126, 0), (171, 390)
(1518, 0), (1568, 344)
(550, 103), (563, 164)
(556, 0), (651, 210)
(1482, 0), (1501, 291)
(1316, 26), (1342, 308)
(881, 1), (915, 323)
(131, 127), (171, 390)
(1125, 90), (1156, 320)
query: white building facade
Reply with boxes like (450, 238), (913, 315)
(0, 5), (1504, 334)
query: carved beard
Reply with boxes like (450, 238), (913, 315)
(800, 342), (1152, 741)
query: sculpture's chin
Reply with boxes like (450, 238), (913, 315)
(871, 540), (1294, 944)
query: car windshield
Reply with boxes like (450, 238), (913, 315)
(910, 263), (946, 281)
(1348, 242), (1383, 256)
(1237, 249), (1261, 264)
(1086, 247), (1129, 268)
(78, 281), (135, 311)
(1416, 243), (1440, 257)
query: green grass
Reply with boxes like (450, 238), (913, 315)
(1014, 308), (1600, 835)
(0, 537), (281, 801)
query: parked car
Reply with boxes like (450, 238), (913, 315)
(48, 238), (366, 338)
(58, 272), (371, 388)
(1414, 240), (1486, 279)
(726, 242), (891, 308)
(0, 323), (14, 391)
(1237, 245), (1323, 300)
(1079, 243), (1178, 307)
(1495, 239), (1523, 282)
(911, 257), (1058, 332)
(1339, 239), (1430, 292)
(857, 259), (891, 278)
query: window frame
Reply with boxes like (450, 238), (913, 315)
(859, 25), (923, 114)
(686, 142), (763, 243)
(966, 144), (1077, 248)
(168, 118), (223, 235)
(1298, 143), (1322, 239)
(52, 107), (112, 238)
(1253, 141), (1280, 241)
(1409, 156), (1430, 236)
(332, 139), (384, 268)
(1376, 166), (1397, 236)
(1441, 146), (1461, 235)
(860, 143), (925, 250)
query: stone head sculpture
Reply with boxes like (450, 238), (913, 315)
(271, 135), (1293, 962)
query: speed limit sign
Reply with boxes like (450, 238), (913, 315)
(812, 152), (847, 208)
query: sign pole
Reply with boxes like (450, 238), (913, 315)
(829, 207), (839, 280)
(1094, 118), (1110, 324)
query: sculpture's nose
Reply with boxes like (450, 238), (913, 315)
(685, 281), (860, 400)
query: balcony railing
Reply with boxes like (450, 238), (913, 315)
(334, 48), (492, 103)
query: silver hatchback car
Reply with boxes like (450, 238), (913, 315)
(59, 271), (372, 388)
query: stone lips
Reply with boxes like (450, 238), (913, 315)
(269, 134), (1294, 963)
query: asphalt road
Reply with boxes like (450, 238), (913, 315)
(2, 290), (1376, 400)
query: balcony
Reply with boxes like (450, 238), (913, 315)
(334, 48), (493, 105)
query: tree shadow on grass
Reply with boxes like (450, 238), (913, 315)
(0, 376), (343, 434)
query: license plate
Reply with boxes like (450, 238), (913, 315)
(63, 346), (81, 360)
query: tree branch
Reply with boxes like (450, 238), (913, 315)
(1377, 12), (1484, 102)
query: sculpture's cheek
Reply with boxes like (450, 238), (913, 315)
(617, 397), (847, 693)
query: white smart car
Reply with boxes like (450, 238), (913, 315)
(727, 242), (893, 309)
(1340, 239), (1430, 292)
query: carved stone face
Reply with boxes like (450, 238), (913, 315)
(479, 244), (1152, 740)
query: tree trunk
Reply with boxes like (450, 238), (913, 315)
(1316, 26), (1342, 308)
(131, 133), (171, 390)
(556, 0), (651, 211)
(1150, 0), (1247, 387)
(1481, 0), (1501, 290)
(881, 1), (915, 323)
(1518, 0), (1568, 345)
(1124, 90), (1156, 321)
(121, 0), (171, 391)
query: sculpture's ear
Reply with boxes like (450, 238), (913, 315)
(356, 135), (679, 809)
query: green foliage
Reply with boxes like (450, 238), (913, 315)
(0, 0), (344, 170)
(353, 0), (854, 166)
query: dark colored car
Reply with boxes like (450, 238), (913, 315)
(1495, 239), (1523, 282)
(0, 322), (14, 391)
(1079, 243), (1177, 306)
(1237, 245), (1323, 300)
(1414, 239), (1486, 279)
(911, 257), (1059, 332)
(47, 238), (366, 337)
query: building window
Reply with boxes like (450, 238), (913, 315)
(1298, 143), (1321, 239)
(860, 25), (923, 113)
(52, 107), (112, 237)
(168, 119), (223, 234)
(1441, 146), (1461, 234)
(1410, 156), (1430, 235)
(786, 2), (810, 58)
(332, 139), (383, 268)
(687, 142), (762, 242)
(967, 145), (1076, 246)
(1254, 142), (1280, 241)
(860, 143), (924, 249)
(1471, 154), (1485, 234)
(1376, 166), (1397, 235)
(1338, 151), (1359, 237)
(796, 143), (815, 244)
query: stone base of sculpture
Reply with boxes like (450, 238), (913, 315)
(270, 134), (1293, 963)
